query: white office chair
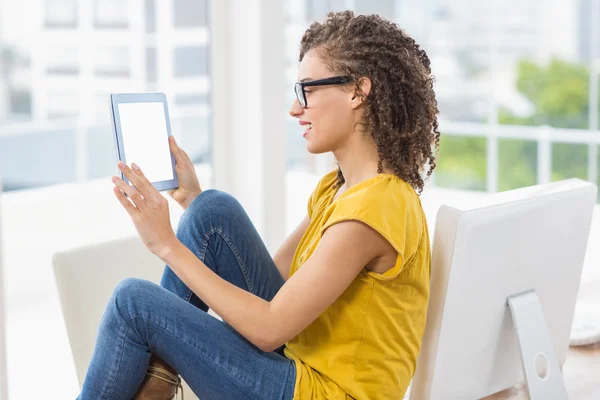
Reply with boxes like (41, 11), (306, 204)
(52, 236), (198, 399)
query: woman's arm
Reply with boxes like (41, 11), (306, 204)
(110, 162), (389, 351)
(162, 219), (392, 352)
(272, 214), (311, 281)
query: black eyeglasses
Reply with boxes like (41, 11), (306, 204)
(294, 76), (353, 108)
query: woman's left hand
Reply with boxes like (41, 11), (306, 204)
(112, 161), (180, 260)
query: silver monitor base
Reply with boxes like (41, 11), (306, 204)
(507, 290), (569, 400)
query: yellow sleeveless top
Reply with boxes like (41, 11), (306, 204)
(283, 169), (431, 400)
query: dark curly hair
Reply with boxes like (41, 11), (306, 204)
(299, 11), (440, 195)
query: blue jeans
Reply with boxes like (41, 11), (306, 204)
(77, 190), (296, 400)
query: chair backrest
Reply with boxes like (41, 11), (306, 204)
(52, 236), (164, 387)
(53, 235), (198, 399)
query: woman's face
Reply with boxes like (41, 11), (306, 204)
(289, 49), (357, 154)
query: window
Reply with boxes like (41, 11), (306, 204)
(94, 92), (112, 122)
(45, 47), (79, 75)
(173, 0), (208, 27)
(47, 90), (80, 119)
(94, 47), (130, 77)
(44, 0), (77, 28)
(0, 130), (77, 190)
(9, 90), (32, 115)
(282, 0), (599, 199)
(1, 0), (212, 192)
(94, 0), (129, 29)
(173, 93), (208, 106)
(174, 46), (208, 77)
(145, 47), (157, 82)
(305, 0), (345, 21)
(145, 0), (156, 33)
(354, 0), (395, 17)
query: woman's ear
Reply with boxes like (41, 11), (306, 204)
(350, 77), (372, 109)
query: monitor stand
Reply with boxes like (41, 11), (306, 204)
(507, 290), (569, 400)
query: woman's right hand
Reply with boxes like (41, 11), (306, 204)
(167, 136), (202, 210)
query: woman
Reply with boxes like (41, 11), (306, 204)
(77, 10), (439, 400)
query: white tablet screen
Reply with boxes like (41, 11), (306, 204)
(118, 102), (174, 183)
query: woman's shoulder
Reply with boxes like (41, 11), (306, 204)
(320, 169), (340, 188)
(336, 173), (418, 209)
(313, 169), (340, 200)
(327, 174), (426, 239)
(307, 169), (340, 219)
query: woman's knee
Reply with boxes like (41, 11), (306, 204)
(111, 278), (157, 314)
(106, 278), (165, 340)
(187, 189), (242, 217)
(176, 189), (244, 238)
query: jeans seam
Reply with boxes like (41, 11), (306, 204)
(181, 226), (216, 304)
(199, 226), (255, 295)
(198, 227), (214, 266)
(216, 227), (255, 294)
(127, 315), (273, 400)
(100, 316), (129, 400)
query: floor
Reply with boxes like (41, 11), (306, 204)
(484, 342), (600, 399)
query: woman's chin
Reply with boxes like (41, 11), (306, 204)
(305, 132), (334, 154)
(306, 142), (326, 154)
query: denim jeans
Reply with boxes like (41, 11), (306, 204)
(77, 189), (296, 400)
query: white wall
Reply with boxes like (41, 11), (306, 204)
(211, 0), (286, 254)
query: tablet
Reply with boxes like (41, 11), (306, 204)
(109, 92), (179, 192)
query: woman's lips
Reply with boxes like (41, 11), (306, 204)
(300, 121), (312, 137)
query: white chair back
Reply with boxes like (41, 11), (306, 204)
(52, 235), (197, 399)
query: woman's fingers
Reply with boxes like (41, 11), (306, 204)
(181, 148), (194, 166)
(112, 175), (146, 212)
(113, 186), (140, 218)
(113, 186), (138, 217)
(169, 136), (186, 164)
(170, 136), (195, 170)
(118, 161), (152, 200)
(130, 163), (159, 200)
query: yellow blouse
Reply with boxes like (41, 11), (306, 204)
(283, 169), (431, 400)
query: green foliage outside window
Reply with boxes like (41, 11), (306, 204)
(435, 57), (599, 198)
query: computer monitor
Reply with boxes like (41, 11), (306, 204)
(410, 178), (597, 400)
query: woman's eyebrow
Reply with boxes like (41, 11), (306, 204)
(300, 77), (313, 82)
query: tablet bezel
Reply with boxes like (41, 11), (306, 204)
(109, 92), (179, 192)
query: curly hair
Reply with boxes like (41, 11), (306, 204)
(299, 11), (440, 195)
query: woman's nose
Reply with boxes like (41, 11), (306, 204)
(289, 99), (303, 118)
